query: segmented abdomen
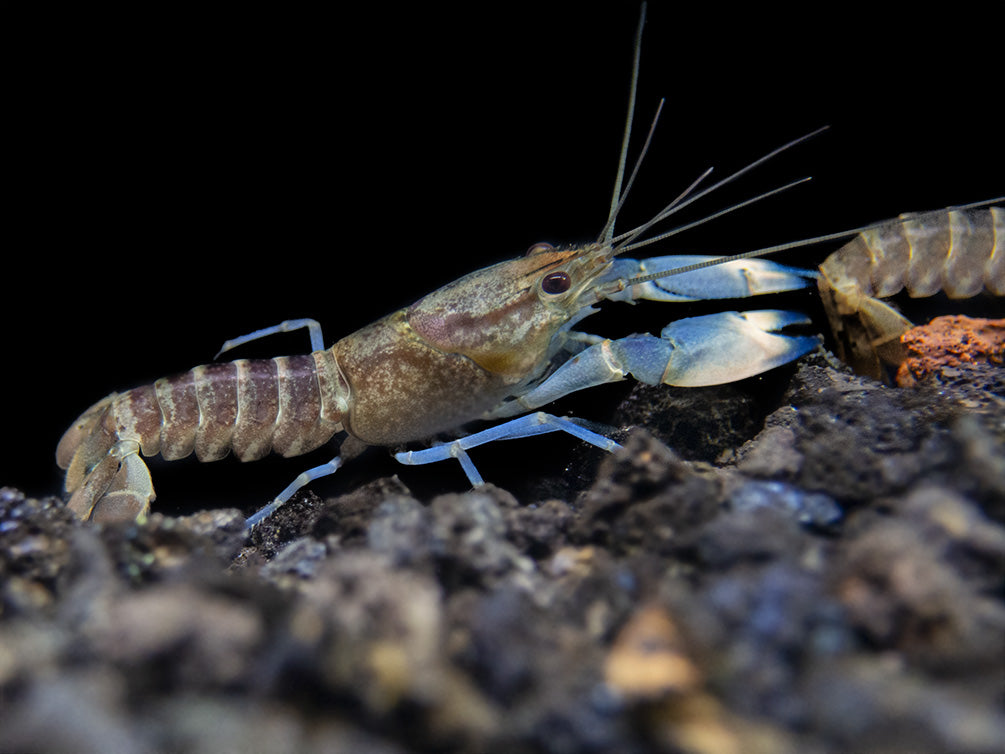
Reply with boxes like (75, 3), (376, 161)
(84, 350), (347, 465)
(821, 207), (1003, 299)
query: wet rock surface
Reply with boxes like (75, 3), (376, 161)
(3, 355), (1004, 754)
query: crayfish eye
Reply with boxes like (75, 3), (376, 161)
(526, 242), (555, 256)
(541, 271), (572, 295)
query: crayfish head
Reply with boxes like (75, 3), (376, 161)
(406, 242), (612, 385)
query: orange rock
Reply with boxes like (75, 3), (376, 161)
(896, 316), (1004, 388)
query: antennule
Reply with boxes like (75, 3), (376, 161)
(618, 176), (813, 253)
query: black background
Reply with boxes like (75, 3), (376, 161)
(7, 4), (1002, 509)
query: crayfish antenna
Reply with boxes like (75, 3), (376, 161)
(599, 2), (647, 247)
(622, 196), (1005, 288)
(594, 1), (827, 261)
(600, 98), (666, 248)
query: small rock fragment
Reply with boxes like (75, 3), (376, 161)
(604, 604), (701, 699)
(896, 315), (1004, 388)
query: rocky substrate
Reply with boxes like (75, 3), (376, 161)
(3, 352), (1004, 754)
